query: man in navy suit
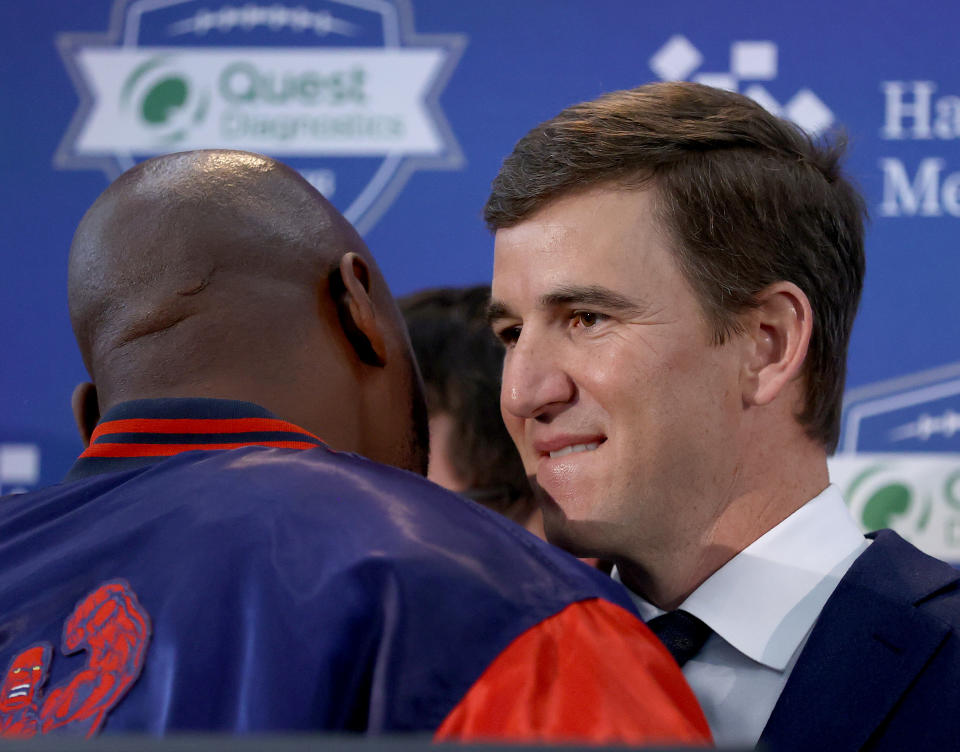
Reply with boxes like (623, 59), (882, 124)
(486, 81), (960, 750)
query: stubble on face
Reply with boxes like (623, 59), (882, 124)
(490, 186), (746, 568)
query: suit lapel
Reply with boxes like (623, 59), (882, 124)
(758, 531), (958, 752)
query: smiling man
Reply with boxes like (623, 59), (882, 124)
(486, 82), (960, 751)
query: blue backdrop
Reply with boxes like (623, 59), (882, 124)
(3, 0), (960, 556)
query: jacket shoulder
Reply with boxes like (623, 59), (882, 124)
(854, 529), (960, 626)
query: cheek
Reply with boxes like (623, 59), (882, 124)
(584, 347), (651, 420)
(651, 349), (743, 455)
(591, 340), (724, 446)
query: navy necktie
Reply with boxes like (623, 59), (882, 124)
(646, 609), (712, 667)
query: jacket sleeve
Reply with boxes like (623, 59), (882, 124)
(434, 598), (712, 746)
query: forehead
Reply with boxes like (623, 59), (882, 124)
(491, 186), (682, 305)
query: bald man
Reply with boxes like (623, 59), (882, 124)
(0, 151), (709, 743)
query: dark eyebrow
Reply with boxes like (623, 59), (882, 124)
(486, 299), (512, 324)
(486, 286), (646, 325)
(540, 285), (644, 313)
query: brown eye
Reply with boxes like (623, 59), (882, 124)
(496, 325), (521, 345)
(575, 311), (599, 327)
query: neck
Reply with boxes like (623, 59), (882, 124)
(619, 441), (830, 610)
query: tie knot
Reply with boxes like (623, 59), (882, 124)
(646, 609), (712, 668)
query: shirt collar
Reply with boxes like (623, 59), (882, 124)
(617, 485), (869, 671)
(65, 398), (325, 482)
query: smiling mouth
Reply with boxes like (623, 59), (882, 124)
(548, 441), (602, 459)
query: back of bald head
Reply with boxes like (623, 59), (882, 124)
(68, 149), (427, 474)
(68, 150), (369, 408)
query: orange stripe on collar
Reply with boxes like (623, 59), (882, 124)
(89, 417), (322, 442)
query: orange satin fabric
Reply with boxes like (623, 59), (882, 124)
(434, 598), (712, 746)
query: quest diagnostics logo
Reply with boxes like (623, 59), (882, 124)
(649, 35), (834, 135)
(841, 463), (932, 536)
(829, 361), (960, 564)
(829, 453), (960, 564)
(56, 0), (465, 233)
(119, 56), (211, 144)
(838, 361), (960, 454)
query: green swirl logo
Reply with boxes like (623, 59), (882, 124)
(845, 464), (932, 535)
(120, 57), (209, 144)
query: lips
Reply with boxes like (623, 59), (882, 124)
(533, 435), (606, 459)
(530, 435), (607, 504)
(549, 442), (601, 458)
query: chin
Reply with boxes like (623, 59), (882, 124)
(538, 491), (608, 559)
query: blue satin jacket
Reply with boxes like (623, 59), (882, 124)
(0, 399), (708, 742)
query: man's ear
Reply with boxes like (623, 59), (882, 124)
(741, 281), (812, 407)
(331, 252), (387, 367)
(71, 382), (100, 447)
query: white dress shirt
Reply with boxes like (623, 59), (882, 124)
(613, 485), (870, 748)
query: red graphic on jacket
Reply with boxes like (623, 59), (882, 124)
(0, 581), (151, 738)
(0, 644), (52, 735)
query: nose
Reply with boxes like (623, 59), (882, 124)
(501, 330), (575, 420)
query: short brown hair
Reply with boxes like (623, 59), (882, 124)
(484, 82), (866, 452)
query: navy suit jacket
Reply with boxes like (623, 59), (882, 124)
(759, 530), (960, 751)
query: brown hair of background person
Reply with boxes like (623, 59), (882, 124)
(485, 81), (866, 452)
(399, 285), (540, 531)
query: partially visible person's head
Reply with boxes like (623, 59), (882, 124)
(486, 82), (866, 574)
(400, 285), (539, 530)
(486, 81), (865, 453)
(68, 149), (428, 474)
